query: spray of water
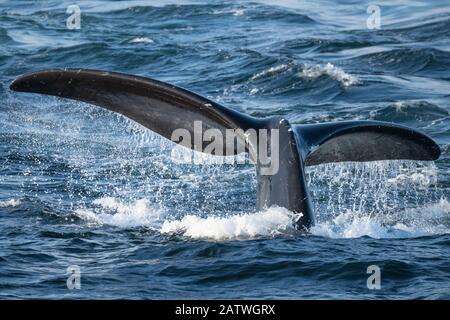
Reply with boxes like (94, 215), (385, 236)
(8, 100), (448, 240)
(306, 161), (448, 238)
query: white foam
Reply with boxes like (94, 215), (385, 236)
(130, 37), (154, 44)
(299, 62), (360, 87)
(0, 199), (21, 208)
(75, 197), (164, 228)
(161, 207), (296, 240)
(74, 194), (449, 240)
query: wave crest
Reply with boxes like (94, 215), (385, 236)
(299, 63), (360, 87)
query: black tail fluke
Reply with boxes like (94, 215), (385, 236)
(10, 69), (441, 230)
(10, 68), (262, 154)
(294, 121), (441, 166)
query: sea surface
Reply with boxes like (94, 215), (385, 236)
(0, 0), (449, 299)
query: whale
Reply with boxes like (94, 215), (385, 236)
(10, 69), (441, 229)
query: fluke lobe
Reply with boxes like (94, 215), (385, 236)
(10, 69), (441, 230)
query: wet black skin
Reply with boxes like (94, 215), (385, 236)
(10, 69), (441, 230)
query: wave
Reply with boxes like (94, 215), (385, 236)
(350, 48), (450, 77)
(248, 62), (359, 88)
(273, 38), (379, 56)
(7, 29), (84, 49)
(246, 6), (316, 24)
(250, 64), (291, 81)
(299, 63), (360, 88)
(235, 61), (359, 102)
(379, 14), (450, 42)
(370, 101), (450, 130)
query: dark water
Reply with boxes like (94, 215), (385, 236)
(0, 0), (449, 299)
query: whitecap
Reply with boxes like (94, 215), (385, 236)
(299, 62), (360, 87)
(130, 37), (154, 44)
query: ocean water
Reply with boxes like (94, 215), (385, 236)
(0, 0), (449, 299)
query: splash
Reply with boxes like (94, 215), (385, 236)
(75, 198), (296, 240)
(306, 161), (440, 218)
(299, 62), (360, 87)
(386, 165), (437, 189)
(72, 161), (447, 240)
(311, 198), (450, 239)
(161, 207), (296, 240)
(0, 199), (21, 208)
(307, 161), (448, 238)
(74, 197), (165, 229)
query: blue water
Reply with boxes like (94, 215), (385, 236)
(0, 0), (449, 299)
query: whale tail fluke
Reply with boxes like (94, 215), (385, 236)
(10, 68), (263, 154)
(10, 68), (441, 229)
(294, 121), (441, 166)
